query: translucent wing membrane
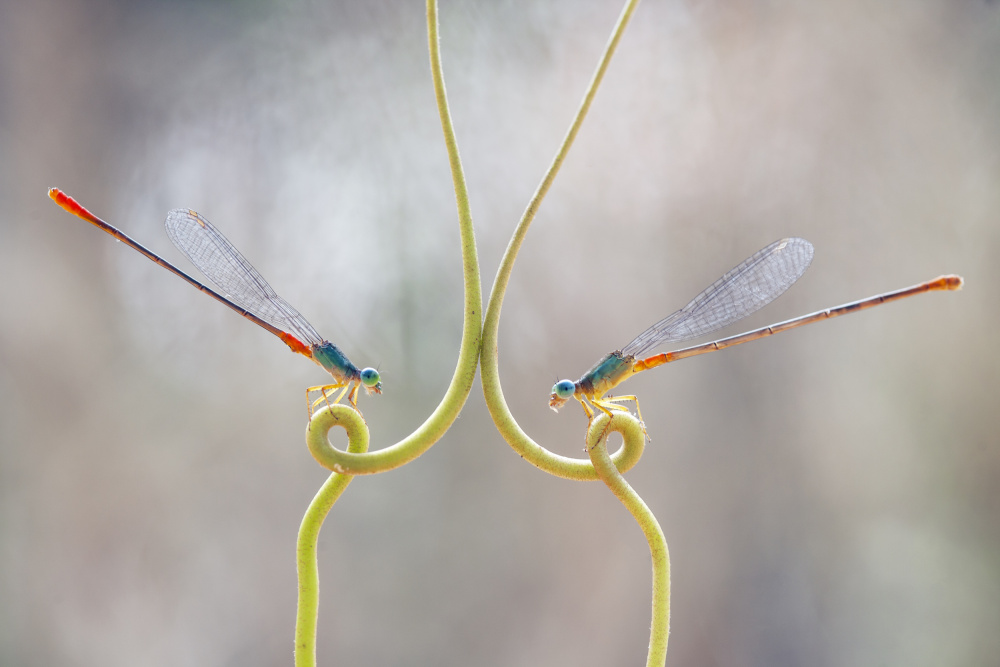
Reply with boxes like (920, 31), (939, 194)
(164, 209), (325, 346)
(621, 238), (814, 357)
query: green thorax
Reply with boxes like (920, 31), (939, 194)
(578, 351), (635, 399)
(311, 341), (360, 383)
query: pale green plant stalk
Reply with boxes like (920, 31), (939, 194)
(303, 0), (481, 477)
(481, 0), (644, 480)
(295, 1), (481, 664)
(295, 405), (370, 667)
(479, 0), (671, 663)
(587, 413), (670, 666)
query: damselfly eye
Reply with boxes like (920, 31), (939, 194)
(552, 380), (575, 399)
(360, 367), (381, 387)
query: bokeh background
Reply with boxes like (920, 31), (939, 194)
(2, 1), (997, 665)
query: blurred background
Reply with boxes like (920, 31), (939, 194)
(1, 0), (997, 665)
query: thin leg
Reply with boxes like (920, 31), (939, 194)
(593, 394), (650, 442)
(347, 382), (361, 407)
(305, 386), (331, 418)
(305, 382), (351, 418)
(596, 395), (645, 426)
(579, 395), (622, 449)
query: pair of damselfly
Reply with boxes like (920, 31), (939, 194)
(49, 189), (961, 426)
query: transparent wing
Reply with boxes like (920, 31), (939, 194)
(621, 238), (814, 357)
(164, 209), (325, 346)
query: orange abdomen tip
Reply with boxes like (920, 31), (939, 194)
(48, 188), (101, 224)
(928, 274), (964, 291)
(942, 275), (964, 291)
(48, 187), (70, 206)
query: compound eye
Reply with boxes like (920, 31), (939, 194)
(360, 367), (381, 387)
(552, 380), (576, 399)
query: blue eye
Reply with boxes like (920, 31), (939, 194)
(360, 368), (380, 387)
(552, 380), (575, 399)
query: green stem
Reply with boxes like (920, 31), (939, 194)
(296, 1), (481, 660)
(295, 405), (371, 667)
(476, 0), (668, 661)
(480, 0), (642, 479)
(587, 413), (670, 666)
(305, 0), (482, 476)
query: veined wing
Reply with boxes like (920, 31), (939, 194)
(164, 209), (325, 347)
(621, 238), (814, 357)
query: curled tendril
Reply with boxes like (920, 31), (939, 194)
(476, 0), (669, 663)
(584, 410), (645, 453)
(305, 404), (372, 472)
(480, 0), (642, 479)
(302, 0), (481, 479)
(296, 404), (371, 667)
(586, 411), (670, 667)
(296, 2), (481, 664)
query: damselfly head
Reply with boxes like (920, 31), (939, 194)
(360, 367), (382, 395)
(549, 379), (575, 412)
